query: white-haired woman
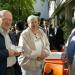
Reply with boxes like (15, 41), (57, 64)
(18, 15), (51, 75)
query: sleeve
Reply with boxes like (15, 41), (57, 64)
(67, 40), (75, 64)
(0, 35), (9, 62)
(0, 48), (9, 61)
(18, 33), (32, 57)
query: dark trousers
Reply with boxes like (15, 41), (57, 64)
(7, 62), (22, 75)
(7, 66), (15, 75)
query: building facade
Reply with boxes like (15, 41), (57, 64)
(34, 0), (49, 19)
(49, 0), (75, 40)
(49, 0), (75, 27)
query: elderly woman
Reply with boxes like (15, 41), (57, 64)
(18, 15), (51, 75)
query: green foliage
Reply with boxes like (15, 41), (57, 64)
(0, 0), (45, 24)
(0, 0), (35, 23)
(63, 19), (74, 42)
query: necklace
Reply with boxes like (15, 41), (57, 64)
(30, 29), (40, 39)
(34, 33), (38, 39)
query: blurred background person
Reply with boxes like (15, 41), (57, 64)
(15, 20), (25, 45)
(42, 19), (55, 50)
(53, 24), (64, 51)
(43, 19), (49, 36)
(48, 24), (54, 50)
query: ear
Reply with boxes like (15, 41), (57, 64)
(0, 18), (2, 26)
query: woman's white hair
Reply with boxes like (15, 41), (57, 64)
(27, 15), (39, 23)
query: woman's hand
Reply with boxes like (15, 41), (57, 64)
(36, 50), (48, 61)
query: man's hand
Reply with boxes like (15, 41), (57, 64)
(8, 50), (21, 57)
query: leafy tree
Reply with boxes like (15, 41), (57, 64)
(62, 19), (74, 42)
(0, 0), (37, 23)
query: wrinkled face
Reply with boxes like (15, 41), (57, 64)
(28, 19), (39, 31)
(1, 11), (12, 31)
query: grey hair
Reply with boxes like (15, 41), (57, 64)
(27, 15), (39, 23)
(0, 10), (9, 19)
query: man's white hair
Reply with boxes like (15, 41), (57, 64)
(0, 10), (9, 18)
(0, 10), (11, 26)
(27, 15), (38, 23)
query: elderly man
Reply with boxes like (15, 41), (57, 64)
(0, 10), (22, 75)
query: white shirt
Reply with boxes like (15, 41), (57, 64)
(5, 33), (16, 67)
(33, 34), (43, 56)
(54, 27), (57, 35)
